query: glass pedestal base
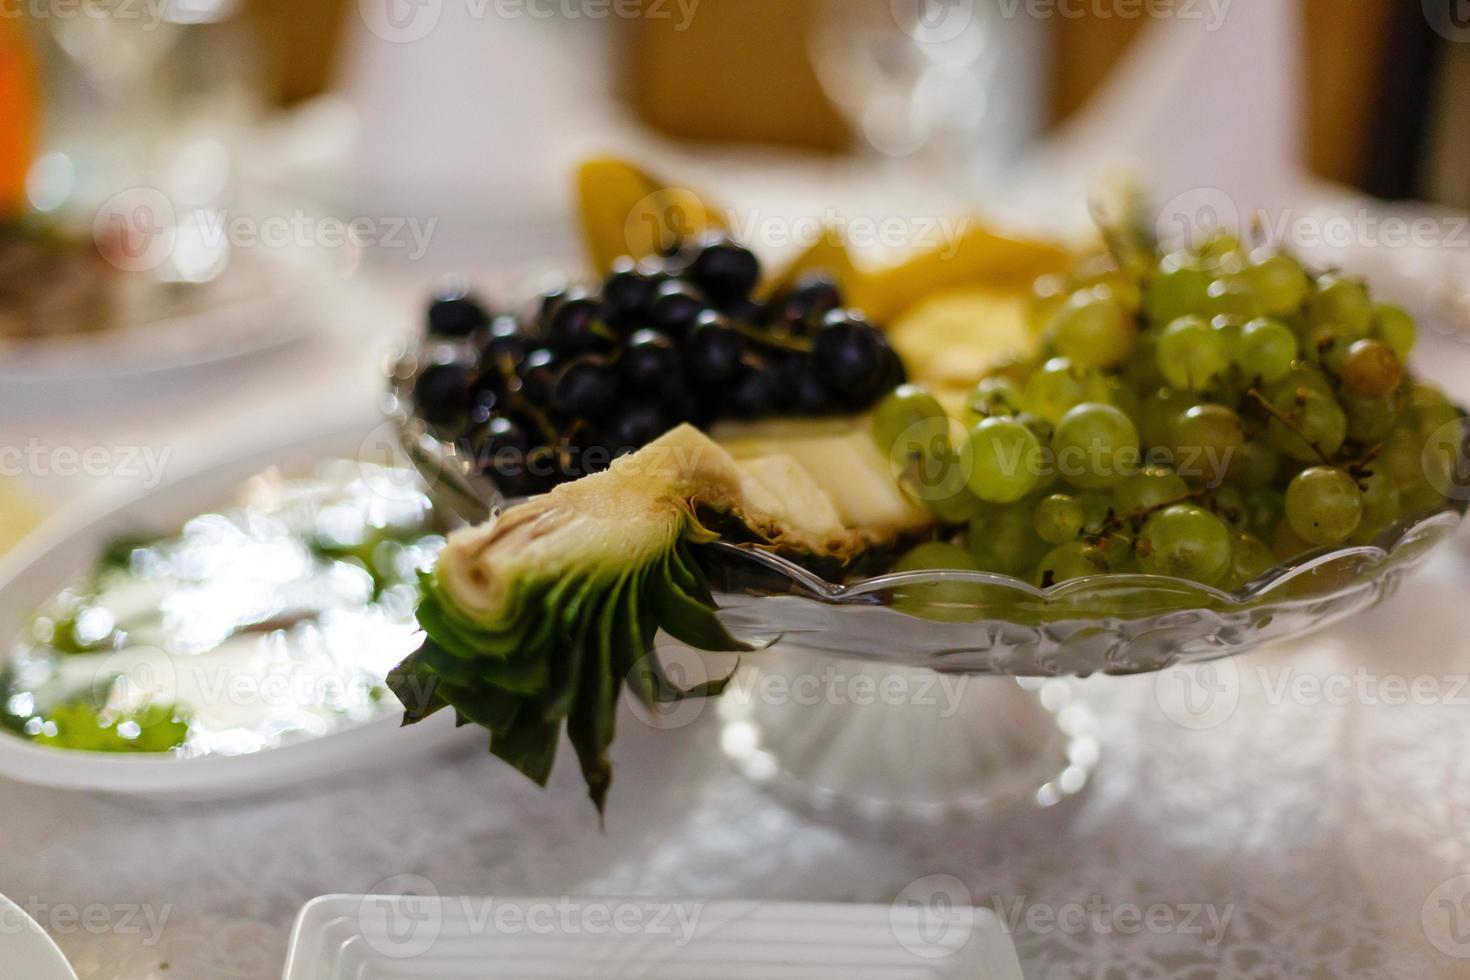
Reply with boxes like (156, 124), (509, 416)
(714, 648), (1099, 830)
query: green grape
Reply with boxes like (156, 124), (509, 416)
(1113, 467), (1189, 516)
(1272, 516), (1315, 560)
(1146, 255), (1214, 326)
(1402, 479), (1451, 522)
(928, 485), (985, 525)
(1339, 339), (1403, 398)
(1343, 393), (1398, 445)
(1210, 484), (1249, 530)
(1048, 287), (1137, 369)
(893, 541), (984, 622)
(1156, 315), (1229, 391)
(1098, 531), (1137, 571)
(1232, 317), (1298, 383)
(1380, 421), (1425, 487)
(1036, 541), (1110, 587)
(1201, 276), (1265, 320)
(1275, 361), (1335, 399)
(1104, 374), (1141, 422)
(1193, 232), (1245, 267)
(1051, 402), (1140, 490)
(1284, 466), (1364, 545)
(1373, 303), (1416, 361)
(1027, 274), (1068, 334)
(967, 502), (1047, 577)
(1169, 403), (1245, 485)
(1210, 315), (1243, 353)
(964, 376), (1023, 422)
(1242, 250), (1310, 315)
(1021, 357), (1111, 425)
(1090, 275), (1143, 314)
(1301, 324), (1353, 374)
(1034, 493), (1085, 545)
(1136, 504), (1233, 584)
(1265, 385), (1347, 461)
(1220, 531), (1275, 591)
(1229, 440), (1280, 489)
(1306, 275), (1374, 340)
(1350, 469), (1402, 544)
(873, 385), (974, 517)
(1137, 386), (1195, 450)
(1406, 382), (1459, 436)
(1243, 486), (1284, 537)
(965, 417), (1043, 503)
(1121, 326), (1166, 390)
(1078, 489), (1114, 534)
(895, 541), (981, 572)
(873, 384), (949, 459)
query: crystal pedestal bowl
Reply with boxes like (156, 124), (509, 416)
(385, 351), (1469, 826)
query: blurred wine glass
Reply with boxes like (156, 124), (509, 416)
(809, 0), (1042, 192)
(27, 0), (261, 283)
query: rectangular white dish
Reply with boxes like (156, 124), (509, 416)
(283, 894), (1024, 979)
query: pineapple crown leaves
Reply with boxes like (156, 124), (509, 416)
(387, 539), (749, 815)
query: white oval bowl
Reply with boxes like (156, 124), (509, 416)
(0, 422), (471, 803)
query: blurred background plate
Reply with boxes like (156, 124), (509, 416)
(283, 895), (1024, 980)
(0, 250), (325, 393)
(0, 893), (78, 980)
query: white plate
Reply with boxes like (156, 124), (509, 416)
(0, 893), (79, 980)
(283, 894), (1024, 980)
(0, 422), (471, 803)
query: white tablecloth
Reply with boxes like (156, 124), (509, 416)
(3, 530), (1470, 978)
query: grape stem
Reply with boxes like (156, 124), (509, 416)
(1094, 488), (1210, 539)
(1245, 388), (1333, 465)
(1344, 443), (1384, 484)
(731, 322), (813, 354)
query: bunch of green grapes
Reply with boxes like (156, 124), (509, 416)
(873, 232), (1464, 591)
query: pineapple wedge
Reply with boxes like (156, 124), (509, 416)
(393, 422), (932, 810)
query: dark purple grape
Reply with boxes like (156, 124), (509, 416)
(721, 296), (770, 326)
(607, 401), (669, 451)
(685, 311), (745, 383)
(621, 329), (681, 390)
(558, 426), (614, 479)
(601, 256), (657, 327)
(467, 414), (531, 476)
(779, 274), (842, 330)
(690, 239), (760, 305)
(876, 342), (906, 390)
(768, 355), (810, 412)
(530, 278), (570, 328)
(661, 379), (717, 428)
(515, 348), (559, 406)
(649, 280), (708, 337)
(728, 365), (780, 419)
(476, 316), (530, 371)
(467, 383), (500, 426)
(546, 292), (615, 354)
(795, 375), (831, 414)
(551, 355), (618, 419)
(413, 358), (475, 427)
(517, 443), (561, 495)
(427, 282), (490, 337)
(813, 311), (882, 392)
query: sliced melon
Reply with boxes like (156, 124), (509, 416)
(391, 422), (932, 811)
